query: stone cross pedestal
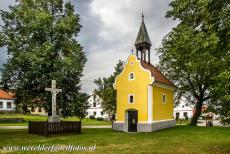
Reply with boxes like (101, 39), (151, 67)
(45, 80), (62, 123)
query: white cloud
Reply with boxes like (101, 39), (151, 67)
(0, 0), (179, 94)
(80, 0), (178, 94)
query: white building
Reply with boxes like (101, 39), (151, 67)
(174, 101), (194, 120)
(0, 89), (16, 112)
(86, 93), (109, 119)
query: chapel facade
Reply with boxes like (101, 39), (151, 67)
(113, 15), (176, 132)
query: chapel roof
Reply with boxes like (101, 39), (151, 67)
(141, 61), (176, 87)
(0, 89), (14, 99)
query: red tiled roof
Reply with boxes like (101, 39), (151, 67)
(141, 61), (176, 87)
(0, 89), (14, 99)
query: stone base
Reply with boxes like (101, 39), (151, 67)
(48, 116), (61, 123)
(113, 119), (176, 132)
(112, 122), (124, 131)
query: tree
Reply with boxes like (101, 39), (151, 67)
(72, 93), (89, 121)
(94, 60), (124, 119)
(158, 0), (229, 125)
(212, 70), (230, 124)
(0, 0), (87, 117)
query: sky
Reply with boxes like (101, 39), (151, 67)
(0, 0), (178, 94)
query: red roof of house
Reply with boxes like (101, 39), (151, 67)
(0, 89), (14, 99)
(141, 61), (176, 87)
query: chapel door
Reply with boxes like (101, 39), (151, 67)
(128, 111), (138, 132)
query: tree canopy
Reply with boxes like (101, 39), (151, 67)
(94, 60), (124, 119)
(158, 0), (229, 125)
(0, 0), (87, 118)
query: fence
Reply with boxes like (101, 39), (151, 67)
(28, 121), (81, 137)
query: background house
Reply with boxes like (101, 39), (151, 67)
(174, 101), (195, 120)
(0, 89), (16, 112)
(29, 106), (47, 116)
(86, 93), (108, 119)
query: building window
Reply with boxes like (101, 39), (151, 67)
(38, 107), (42, 112)
(183, 112), (188, 117)
(101, 112), (104, 115)
(7, 102), (12, 109)
(182, 105), (184, 108)
(93, 111), (97, 116)
(93, 102), (96, 107)
(129, 94), (134, 103)
(129, 72), (135, 80)
(86, 112), (88, 115)
(162, 94), (166, 104)
(0, 102), (3, 108)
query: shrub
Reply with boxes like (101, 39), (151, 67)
(96, 117), (104, 121)
(89, 115), (95, 119)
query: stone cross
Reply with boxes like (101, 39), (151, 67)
(45, 80), (62, 122)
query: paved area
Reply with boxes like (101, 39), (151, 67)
(0, 125), (112, 130)
(197, 120), (230, 127)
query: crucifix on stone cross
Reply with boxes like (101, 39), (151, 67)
(45, 80), (62, 122)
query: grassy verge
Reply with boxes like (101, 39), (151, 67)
(0, 126), (229, 153)
(0, 114), (111, 126)
(176, 120), (190, 125)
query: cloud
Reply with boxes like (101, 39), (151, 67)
(75, 0), (178, 93)
(0, 0), (178, 94)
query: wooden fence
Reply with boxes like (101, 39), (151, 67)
(28, 121), (81, 137)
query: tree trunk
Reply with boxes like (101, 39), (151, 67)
(190, 100), (203, 126)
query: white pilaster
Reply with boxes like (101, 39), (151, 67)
(148, 85), (153, 122)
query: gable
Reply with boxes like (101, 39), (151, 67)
(114, 55), (154, 89)
(114, 55), (176, 90)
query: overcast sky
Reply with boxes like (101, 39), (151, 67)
(0, 0), (178, 94)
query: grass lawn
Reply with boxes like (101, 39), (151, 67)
(0, 114), (111, 126)
(176, 120), (190, 125)
(0, 126), (229, 154)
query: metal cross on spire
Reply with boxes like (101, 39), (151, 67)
(142, 11), (144, 22)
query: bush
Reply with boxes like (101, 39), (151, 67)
(89, 115), (95, 119)
(96, 117), (104, 121)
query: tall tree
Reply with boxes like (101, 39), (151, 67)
(94, 60), (124, 119)
(72, 93), (89, 121)
(158, 0), (229, 125)
(0, 0), (87, 118)
(211, 70), (230, 124)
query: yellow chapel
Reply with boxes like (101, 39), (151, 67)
(113, 15), (176, 132)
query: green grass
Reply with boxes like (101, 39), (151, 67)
(0, 114), (111, 126)
(0, 126), (229, 154)
(176, 120), (190, 125)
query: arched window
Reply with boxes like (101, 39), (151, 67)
(129, 72), (135, 80)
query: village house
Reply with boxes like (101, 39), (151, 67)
(174, 100), (195, 120)
(113, 15), (176, 132)
(86, 93), (109, 119)
(0, 89), (16, 112)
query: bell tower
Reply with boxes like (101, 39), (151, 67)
(135, 13), (152, 63)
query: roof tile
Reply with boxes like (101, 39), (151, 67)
(0, 89), (14, 99)
(141, 61), (175, 87)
